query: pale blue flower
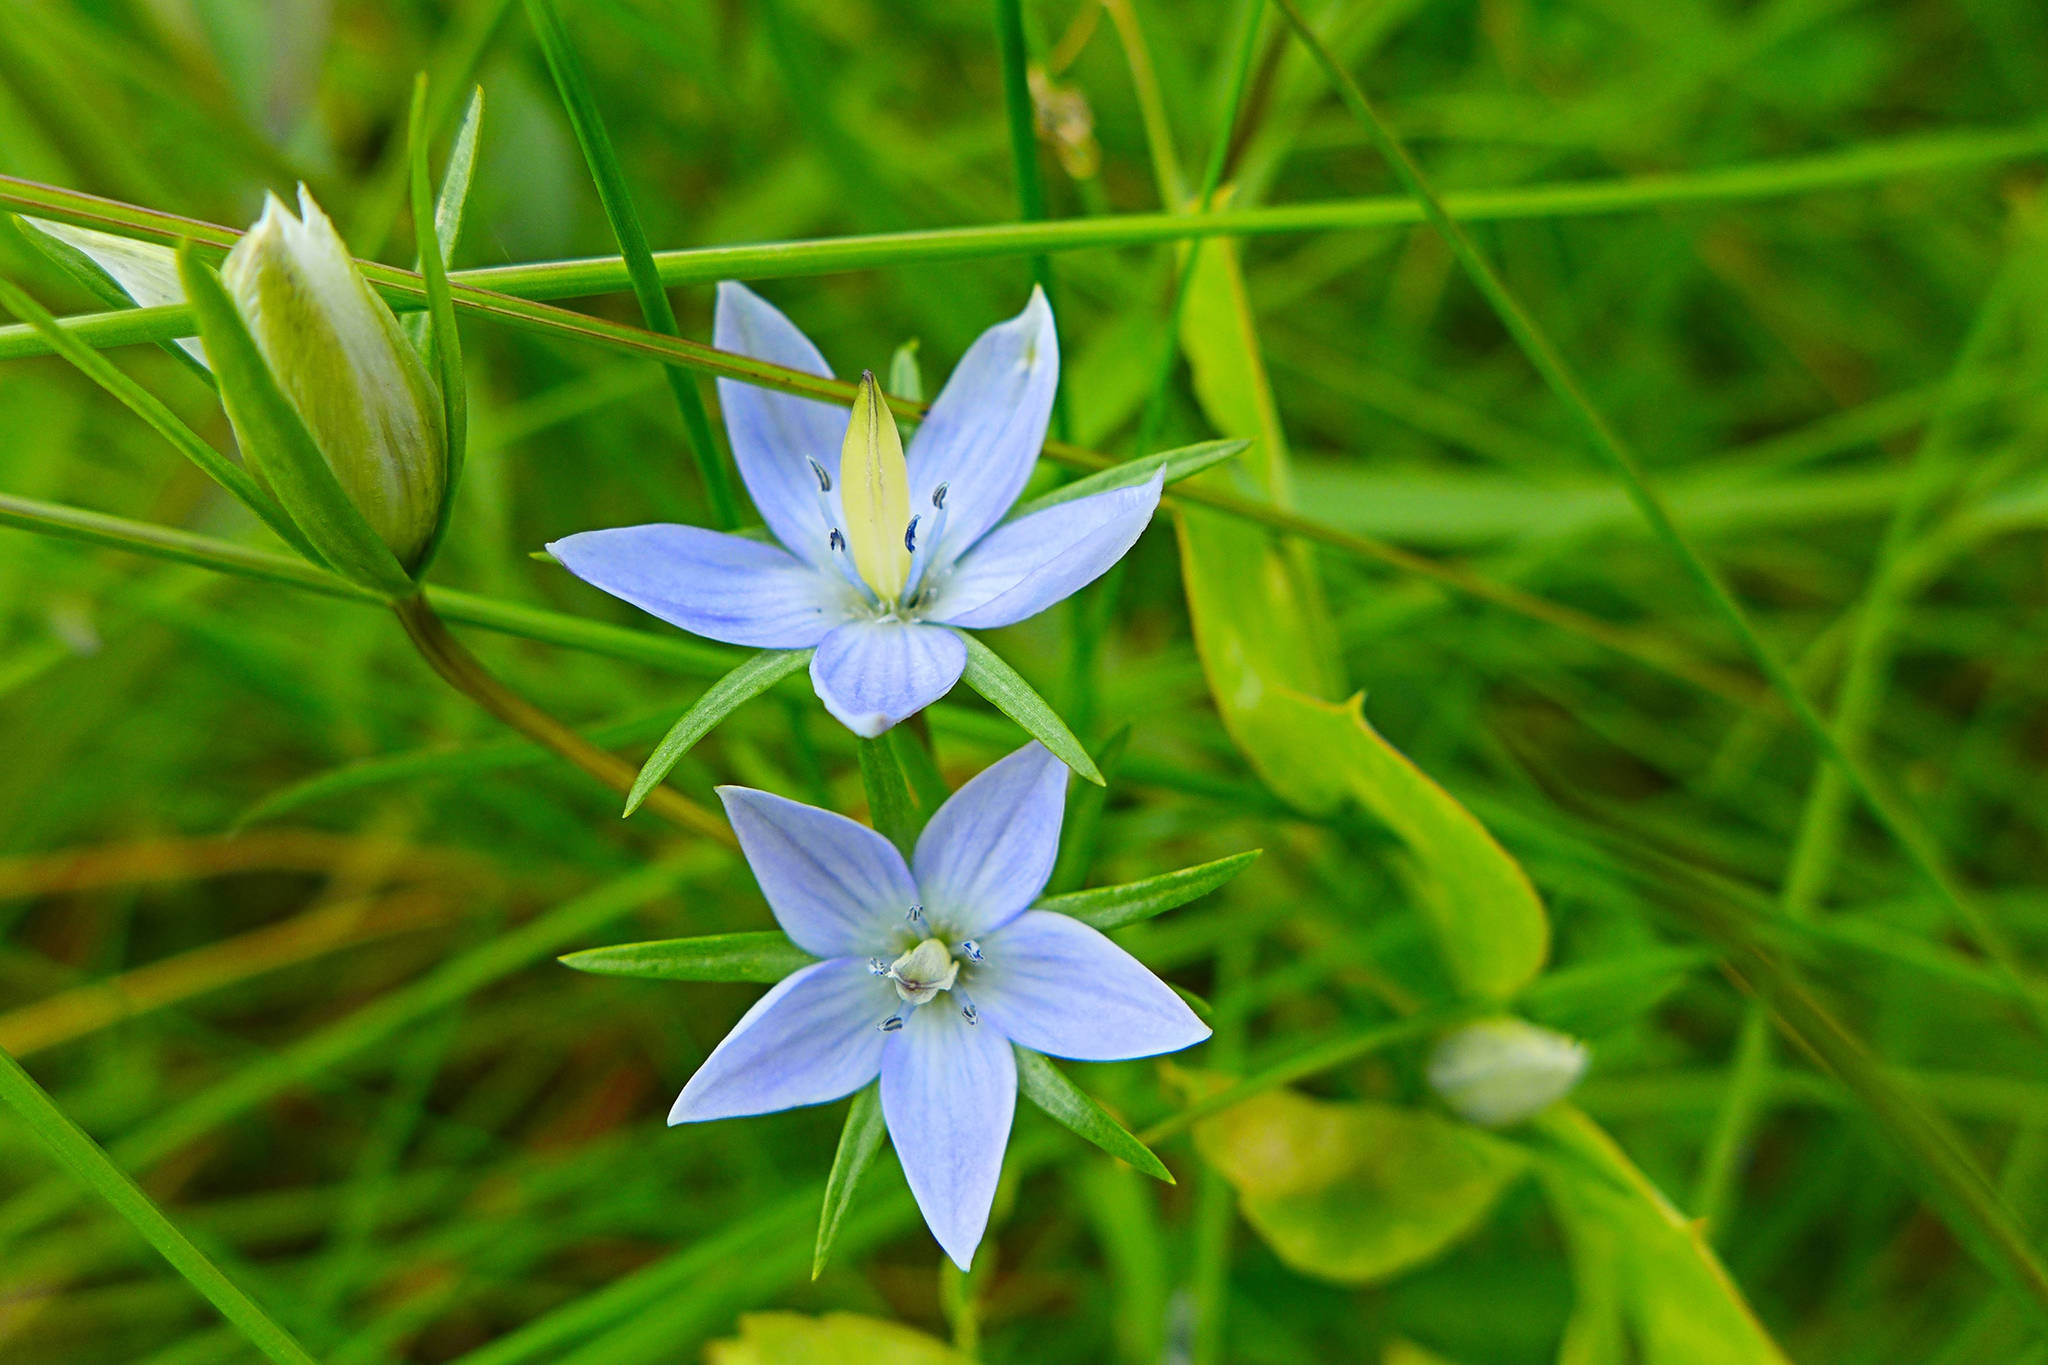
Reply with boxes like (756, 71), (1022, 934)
(548, 284), (1164, 737)
(669, 743), (1210, 1268)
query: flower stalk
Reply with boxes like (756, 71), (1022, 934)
(390, 594), (732, 846)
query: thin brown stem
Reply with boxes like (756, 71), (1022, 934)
(392, 595), (734, 846)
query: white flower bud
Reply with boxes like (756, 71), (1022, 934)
(221, 188), (446, 569)
(1427, 1018), (1588, 1128)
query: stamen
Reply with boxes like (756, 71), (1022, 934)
(867, 958), (891, 976)
(808, 458), (832, 493)
(829, 528), (844, 552)
(959, 940), (983, 963)
(825, 527), (881, 606)
(956, 988), (979, 1025)
(901, 484), (953, 604)
(878, 1014), (905, 1033)
(904, 514), (920, 553)
(906, 903), (926, 926)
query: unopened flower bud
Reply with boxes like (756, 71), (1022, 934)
(1427, 1018), (1588, 1128)
(220, 188), (446, 570)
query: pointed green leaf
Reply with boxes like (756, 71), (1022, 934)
(409, 74), (467, 573)
(1015, 1047), (1172, 1183)
(401, 85), (484, 351)
(953, 631), (1102, 785)
(625, 647), (814, 816)
(1038, 850), (1261, 932)
(1009, 438), (1250, 521)
(887, 338), (924, 404)
(557, 931), (817, 983)
(175, 242), (415, 597)
(0, 276), (319, 564)
(813, 1083), (888, 1279)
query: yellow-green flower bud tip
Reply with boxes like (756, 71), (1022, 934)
(222, 187), (447, 570)
(1426, 1018), (1588, 1128)
(839, 369), (911, 605)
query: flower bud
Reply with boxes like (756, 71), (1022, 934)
(221, 188), (446, 570)
(1426, 1018), (1588, 1128)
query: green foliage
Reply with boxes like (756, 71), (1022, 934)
(0, 1), (2044, 1362)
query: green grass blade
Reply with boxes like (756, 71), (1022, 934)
(175, 243), (416, 596)
(813, 1083), (888, 1280)
(1039, 851), (1262, 932)
(625, 648), (813, 816)
(1007, 438), (1248, 520)
(1014, 1046), (1172, 1183)
(408, 72), (467, 572)
(955, 631), (1103, 785)
(520, 0), (737, 527)
(0, 275), (318, 563)
(557, 931), (816, 984)
(0, 1046), (320, 1365)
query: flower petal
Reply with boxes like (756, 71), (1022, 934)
(809, 619), (967, 738)
(912, 742), (1066, 937)
(717, 786), (919, 956)
(713, 281), (848, 569)
(973, 911), (1210, 1061)
(548, 523), (845, 648)
(669, 958), (895, 1123)
(904, 287), (1058, 565)
(926, 473), (1164, 630)
(881, 1001), (1017, 1270)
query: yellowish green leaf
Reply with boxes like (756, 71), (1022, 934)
(1193, 1086), (1527, 1284)
(705, 1312), (972, 1365)
(1535, 1107), (1790, 1364)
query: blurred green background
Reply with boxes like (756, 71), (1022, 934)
(1, 0), (2046, 1361)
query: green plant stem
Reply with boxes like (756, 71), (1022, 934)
(1268, 0), (2043, 1039)
(990, 0), (1068, 442)
(1135, 0), (1264, 453)
(856, 735), (919, 856)
(519, 0), (737, 526)
(0, 1045), (321, 1365)
(391, 594), (733, 846)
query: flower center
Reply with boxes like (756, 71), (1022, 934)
(829, 372), (952, 613)
(869, 923), (986, 1030)
(838, 370), (912, 605)
(884, 937), (958, 1005)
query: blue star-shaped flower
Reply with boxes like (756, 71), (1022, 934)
(548, 284), (1163, 736)
(669, 743), (1210, 1268)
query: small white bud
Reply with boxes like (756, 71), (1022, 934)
(1427, 1018), (1588, 1128)
(220, 188), (447, 570)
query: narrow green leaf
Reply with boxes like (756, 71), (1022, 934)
(1009, 438), (1249, 521)
(953, 631), (1103, 785)
(1039, 850), (1262, 932)
(1015, 1047), (1172, 1183)
(521, 0), (738, 527)
(0, 1047), (320, 1365)
(401, 85), (483, 350)
(409, 74), (467, 573)
(858, 735), (919, 856)
(0, 276), (319, 564)
(557, 931), (817, 983)
(175, 243), (416, 597)
(625, 647), (813, 816)
(813, 1083), (888, 1279)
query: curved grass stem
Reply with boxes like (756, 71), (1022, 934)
(391, 594), (733, 846)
